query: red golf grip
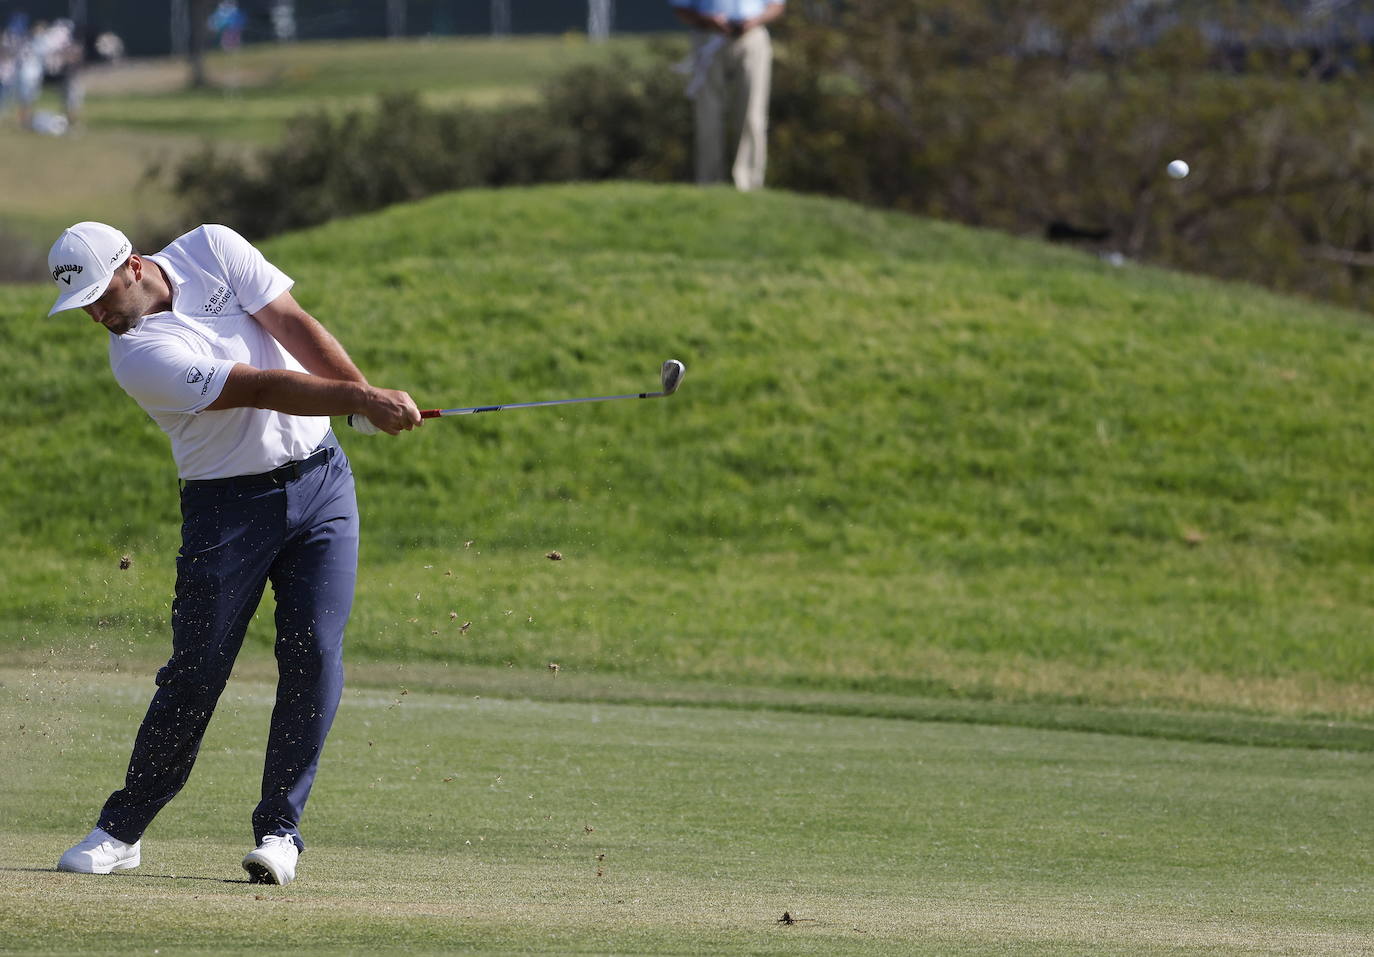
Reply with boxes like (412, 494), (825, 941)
(419, 410), (441, 419)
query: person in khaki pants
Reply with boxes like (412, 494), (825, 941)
(671, 0), (786, 192)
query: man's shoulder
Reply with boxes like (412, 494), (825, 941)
(158, 224), (248, 261)
(108, 323), (161, 377)
(155, 225), (210, 268)
(114, 311), (210, 349)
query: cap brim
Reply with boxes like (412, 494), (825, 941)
(48, 278), (109, 316)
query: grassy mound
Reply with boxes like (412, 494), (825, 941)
(4, 183), (1373, 718)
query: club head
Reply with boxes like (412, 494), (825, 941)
(661, 359), (686, 395)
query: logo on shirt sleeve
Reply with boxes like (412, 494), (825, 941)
(183, 365), (219, 396)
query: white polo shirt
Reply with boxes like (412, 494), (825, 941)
(108, 224), (330, 480)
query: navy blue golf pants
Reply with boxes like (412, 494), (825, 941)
(98, 432), (358, 852)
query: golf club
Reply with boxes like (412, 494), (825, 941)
(348, 359), (686, 435)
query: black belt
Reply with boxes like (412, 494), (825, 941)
(182, 445), (333, 489)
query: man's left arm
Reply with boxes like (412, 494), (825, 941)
(252, 290), (369, 385)
(204, 223), (368, 386)
(209, 294), (422, 434)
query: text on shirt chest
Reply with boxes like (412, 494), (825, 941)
(202, 284), (235, 315)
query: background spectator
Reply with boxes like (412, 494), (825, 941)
(671, 0), (785, 192)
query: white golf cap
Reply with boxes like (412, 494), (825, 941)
(47, 222), (133, 316)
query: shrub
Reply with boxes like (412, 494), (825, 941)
(171, 93), (562, 237)
(169, 57), (691, 241)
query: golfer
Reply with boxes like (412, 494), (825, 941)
(49, 221), (421, 885)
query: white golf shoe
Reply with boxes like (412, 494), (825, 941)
(57, 827), (141, 874)
(241, 834), (299, 885)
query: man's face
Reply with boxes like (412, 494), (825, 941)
(82, 259), (151, 335)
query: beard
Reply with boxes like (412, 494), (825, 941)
(99, 272), (154, 335)
(103, 310), (141, 335)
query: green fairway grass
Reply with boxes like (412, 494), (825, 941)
(1, 664), (1370, 955)
(4, 184), (1374, 726)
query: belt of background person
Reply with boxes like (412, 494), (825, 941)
(181, 445), (334, 489)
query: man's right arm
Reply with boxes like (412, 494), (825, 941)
(205, 365), (420, 435)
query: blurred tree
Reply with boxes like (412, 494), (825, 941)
(768, 0), (1374, 308)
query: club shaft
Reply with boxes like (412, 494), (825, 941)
(422, 391), (667, 417)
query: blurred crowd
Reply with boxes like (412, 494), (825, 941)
(0, 11), (123, 135)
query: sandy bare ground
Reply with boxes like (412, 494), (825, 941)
(79, 57), (271, 97)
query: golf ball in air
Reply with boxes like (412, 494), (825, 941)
(1167, 159), (1190, 179)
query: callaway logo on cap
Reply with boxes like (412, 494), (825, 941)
(47, 222), (133, 317)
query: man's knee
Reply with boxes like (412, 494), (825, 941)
(155, 644), (237, 694)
